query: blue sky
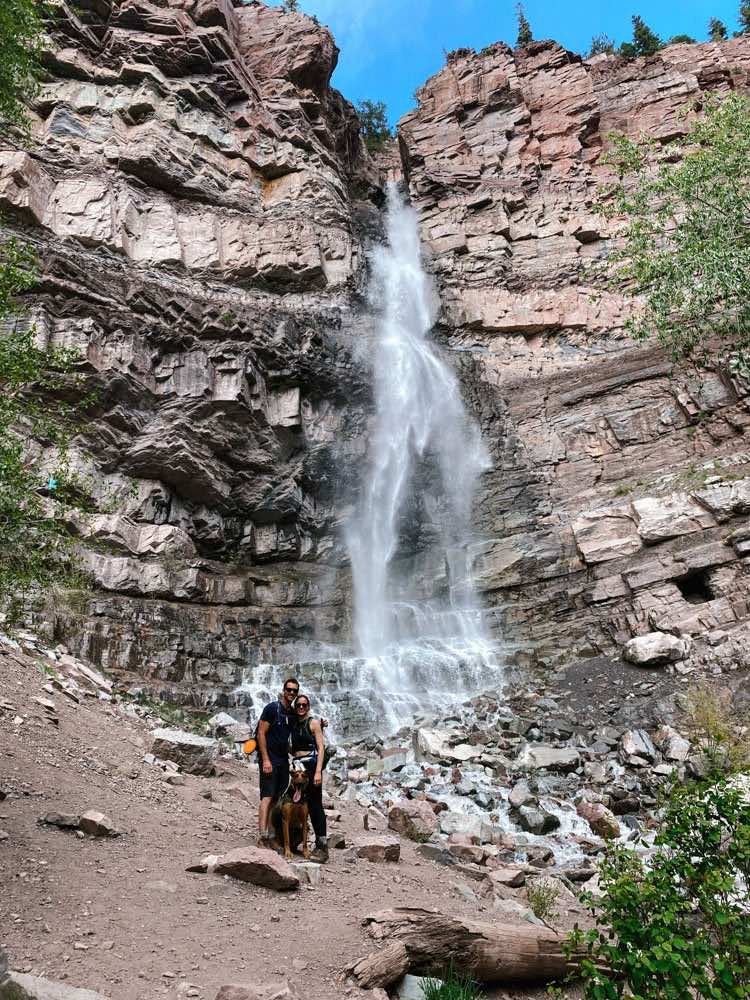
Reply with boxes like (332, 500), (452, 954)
(267, 1), (744, 125)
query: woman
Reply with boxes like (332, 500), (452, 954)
(290, 694), (328, 862)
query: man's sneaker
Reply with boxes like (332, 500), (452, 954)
(311, 840), (329, 863)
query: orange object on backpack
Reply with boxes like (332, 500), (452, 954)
(243, 738), (257, 755)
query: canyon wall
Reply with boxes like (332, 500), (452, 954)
(400, 37), (750, 667)
(3, 3), (750, 693)
(0, 0), (380, 691)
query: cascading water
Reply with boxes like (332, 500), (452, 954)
(347, 183), (489, 657)
(234, 184), (501, 736)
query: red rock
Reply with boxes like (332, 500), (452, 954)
(355, 837), (401, 863)
(211, 847), (300, 891)
(387, 800), (438, 841)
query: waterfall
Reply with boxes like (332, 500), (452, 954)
(234, 184), (501, 737)
(347, 184), (489, 656)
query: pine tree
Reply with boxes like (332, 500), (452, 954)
(281, 0), (299, 12)
(515, 3), (533, 47)
(632, 15), (662, 55)
(739, 2), (750, 33)
(708, 17), (728, 40)
(619, 15), (662, 57)
(669, 34), (695, 44)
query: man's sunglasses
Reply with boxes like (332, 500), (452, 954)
(284, 686), (299, 694)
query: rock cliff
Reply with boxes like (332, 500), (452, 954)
(400, 37), (750, 667)
(0, 0), (379, 691)
(4, 7), (750, 694)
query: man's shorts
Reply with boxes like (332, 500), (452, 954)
(259, 759), (289, 801)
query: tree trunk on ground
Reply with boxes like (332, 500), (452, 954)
(362, 907), (583, 984)
(347, 940), (410, 988)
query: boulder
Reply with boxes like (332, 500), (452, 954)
(355, 837), (401, 863)
(0, 971), (110, 999)
(150, 728), (217, 775)
(387, 800), (438, 841)
(39, 812), (80, 830)
(517, 805), (560, 835)
(516, 745), (580, 772)
(508, 779), (533, 809)
(652, 725), (691, 762)
(211, 847), (299, 891)
(623, 632), (692, 666)
(487, 865), (529, 889)
(621, 729), (657, 763)
(576, 800), (620, 839)
(78, 811), (118, 837)
(214, 984), (300, 1000)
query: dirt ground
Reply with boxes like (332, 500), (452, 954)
(0, 647), (566, 1000)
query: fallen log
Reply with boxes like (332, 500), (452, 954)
(362, 907), (583, 984)
(347, 941), (410, 989)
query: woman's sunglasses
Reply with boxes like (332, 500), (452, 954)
(296, 702), (310, 710)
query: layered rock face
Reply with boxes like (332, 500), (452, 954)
(5, 9), (750, 691)
(0, 0), (380, 689)
(399, 38), (750, 666)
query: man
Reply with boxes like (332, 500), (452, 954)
(256, 677), (299, 846)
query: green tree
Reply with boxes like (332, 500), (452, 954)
(588, 34), (616, 56)
(669, 34), (695, 44)
(709, 16), (729, 40)
(571, 779), (750, 1000)
(739, 2), (750, 34)
(281, 0), (299, 12)
(0, 0), (44, 132)
(595, 93), (750, 365)
(356, 99), (392, 153)
(619, 15), (663, 57)
(515, 3), (533, 47)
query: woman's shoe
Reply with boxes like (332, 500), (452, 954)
(311, 839), (329, 863)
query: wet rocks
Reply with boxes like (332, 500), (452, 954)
(516, 745), (580, 772)
(355, 837), (401, 863)
(387, 800), (438, 841)
(150, 728), (217, 776)
(576, 801), (620, 840)
(623, 633), (692, 666)
(516, 805), (560, 836)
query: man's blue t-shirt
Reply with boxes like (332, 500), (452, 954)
(259, 700), (292, 765)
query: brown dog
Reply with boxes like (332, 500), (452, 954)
(271, 763), (310, 860)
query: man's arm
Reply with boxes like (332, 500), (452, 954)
(257, 719), (272, 775)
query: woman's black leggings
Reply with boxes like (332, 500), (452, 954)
(302, 759), (327, 841)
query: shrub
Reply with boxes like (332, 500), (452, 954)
(595, 93), (750, 366)
(588, 34), (615, 57)
(683, 681), (750, 777)
(421, 964), (485, 1000)
(572, 779), (750, 999)
(527, 877), (561, 926)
